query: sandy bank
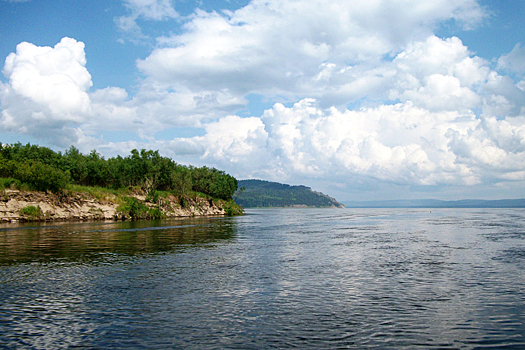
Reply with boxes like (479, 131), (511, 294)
(0, 189), (229, 223)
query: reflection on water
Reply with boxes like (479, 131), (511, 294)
(1, 209), (525, 349)
(0, 217), (236, 264)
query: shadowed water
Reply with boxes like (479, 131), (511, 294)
(1, 209), (524, 349)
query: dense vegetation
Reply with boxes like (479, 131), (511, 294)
(0, 142), (238, 201)
(234, 179), (344, 208)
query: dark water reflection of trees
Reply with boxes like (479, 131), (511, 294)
(0, 217), (237, 265)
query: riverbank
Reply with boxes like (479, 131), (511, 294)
(0, 189), (240, 223)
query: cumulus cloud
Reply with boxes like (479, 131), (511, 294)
(2, 0), (525, 198)
(194, 99), (525, 188)
(387, 36), (487, 112)
(138, 0), (486, 98)
(0, 37), (92, 145)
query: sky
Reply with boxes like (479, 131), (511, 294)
(0, 0), (524, 202)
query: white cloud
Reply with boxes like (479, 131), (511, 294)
(497, 43), (525, 74)
(193, 99), (525, 187)
(117, 0), (178, 39)
(125, 0), (178, 21)
(3, 0), (525, 199)
(387, 36), (488, 111)
(0, 38), (92, 145)
(138, 0), (487, 99)
(0, 37), (252, 147)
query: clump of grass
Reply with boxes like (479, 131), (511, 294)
(147, 207), (165, 219)
(0, 177), (21, 190)
(117, 196), (165, 220)
(146, 189), (160, 203)
(19, 205), (42, 219)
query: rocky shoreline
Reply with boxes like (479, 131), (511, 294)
(0, 189), (231, 223)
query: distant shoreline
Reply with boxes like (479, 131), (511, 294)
(243, 205), (344, 209)
(342, 199), (525, 209)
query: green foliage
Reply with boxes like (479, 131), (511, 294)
(179, 196), (189, 208)
(171, 166), (192, 195)
(0, 177), (21, 190)
(0, 142), (61, 167)
(19, 162), (69, 193)
(0, 142), (239, 201)
(146, 188), (160, 203)
(0, 156), (69, 193)
(19, 205), (42, 219)
(223, 200), (244, 216)
(234, 179), (343, 208)
(147, 207), (165, 219)
(117, 196), (166, 220)
(117, 197), (149, 220)
(191, 166), (238, 200)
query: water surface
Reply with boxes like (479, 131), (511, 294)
(1, 209), (524, 349)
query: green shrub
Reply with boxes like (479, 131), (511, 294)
(147, 207), (165, 219)
(223, 200), (244, 216)
(19, 205), (42, 219)
(0, 177), (21, 190)
(180, 196), (189, 208)
(117, 196), (166, 220)
(30, 162), (70, 193)
(12, 161), (69, 193)
(146, 189), (160, 203)
(117, 197), (149, 219)
(171, 167), (192, 194)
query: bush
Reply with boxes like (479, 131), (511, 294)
(20, 205), (42, 219)
(223, 200), (244, 216)
(117, 197), (149, 220)
(179, 196), (189, 208)
(171, 167), (192, 194)
(147, 207), (165, 219)
(23, 162), (70, 193)
(0, 177), (21, 190)
(146, 189), (160, 203)
(2, 160), (70, 193)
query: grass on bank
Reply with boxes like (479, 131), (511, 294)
(19, 205), (42, 219)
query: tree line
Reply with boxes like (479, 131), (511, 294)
(0, 142), (238, 200)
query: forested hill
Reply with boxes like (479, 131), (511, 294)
(234, 179), (345, 208)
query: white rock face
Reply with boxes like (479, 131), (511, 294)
(0, 190), (228, 223)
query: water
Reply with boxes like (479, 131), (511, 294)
(1, 208), (524, 349)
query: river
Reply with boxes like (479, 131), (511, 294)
(1, 208), (524, 349)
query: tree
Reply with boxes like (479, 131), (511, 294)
(191, 166), (238, 200)
(171, 166), (192, 194)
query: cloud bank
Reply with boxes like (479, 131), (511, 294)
(1, 0), (524, 199)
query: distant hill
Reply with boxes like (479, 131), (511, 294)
(343, 199), (525, 208)
(234, 180), (345, 208)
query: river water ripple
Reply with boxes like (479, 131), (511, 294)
(1, 208), (524, 349)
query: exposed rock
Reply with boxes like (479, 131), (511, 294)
(0, 189), (229, 223)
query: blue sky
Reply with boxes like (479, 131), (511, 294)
(0, 0), (524, 201)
